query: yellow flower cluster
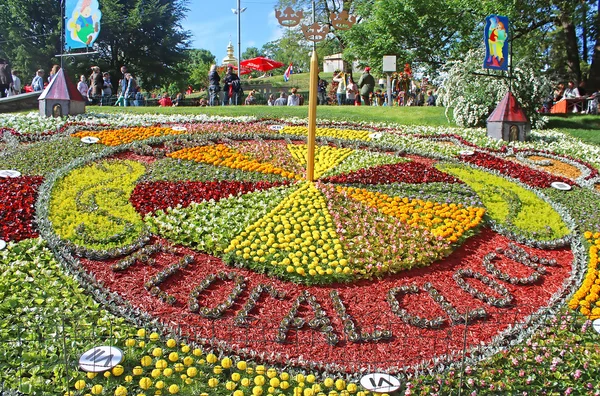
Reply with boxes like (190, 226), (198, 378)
(281, 126), (373, 142)
(168, 144), (301, 179)
(568, 231), (600, 319)
(70, 330), (377, 396)
(287, 145), (354, 179)
(72, 126), (186, 146)
(225, 182), (350, 280)
(339, 186), (485, 243)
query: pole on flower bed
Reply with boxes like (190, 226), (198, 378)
(307, 49), (318, 181)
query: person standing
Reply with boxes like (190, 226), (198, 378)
(317, 75), (328, 105)
(48, 64), (60, 83)
(287, 87), (300, 106)
(101, 72), (113, 105)
(0, 59), (12, 97)
(31, 69), (45, 92)
(124, 73), (138, 107)
(222, 65), (242, 105)
(333, 71), (346, 105)
(346, 76), (358, 105)
(358, 66), (375, 106)
(77, 75), (89, 102)
(7, 70), (21, 96)
(208, 64), (221, 106)
(89, 66), (103, 105)
(119, 65), (128, 106)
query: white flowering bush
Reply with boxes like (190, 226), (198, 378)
(438, 49), (551, 129)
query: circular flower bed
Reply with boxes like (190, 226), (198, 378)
(2, 114), (600, 395)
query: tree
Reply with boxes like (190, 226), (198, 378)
(0, 0), (62, 79)
(184, 49), (216, 90)
(0, 0), (190, 90)
(242, 47), (263, 60)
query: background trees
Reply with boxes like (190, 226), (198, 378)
(0, 0), (190, 91)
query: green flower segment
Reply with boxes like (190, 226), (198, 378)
(145, 185), (298, 255)
(321, 148), (408, 177)
(48, 160), (147, 251)
(0, 136), (105, 176)
(438, 164), (570, 242)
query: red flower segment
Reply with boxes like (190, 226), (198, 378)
(462, 152), (573, 188)
(0, 176), (43, 241)
(322, 161), (462, 185)
(80, 228), (572, 373)
(130, 180), (290, 216)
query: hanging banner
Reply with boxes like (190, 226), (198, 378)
(65, 0), (102, 50)
(483, 15), (509, 71)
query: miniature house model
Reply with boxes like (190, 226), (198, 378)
(38, 68), (86, 117)
(486, 91), (530, 142)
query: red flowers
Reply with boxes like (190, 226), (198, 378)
(462, 152), (573, 188)
(130, 180), (289, 216)
(0, 176), (43, 241)
(322, 161), (462, 185)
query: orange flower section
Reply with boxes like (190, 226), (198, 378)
(72, 126), (185, 146)
(525, 155), (582, 180)
(568, 231), (600, 319)
(338, 186), (485, 242)
(168, 144), (302, 180)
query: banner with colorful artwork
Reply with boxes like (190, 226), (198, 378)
(483, 15), (509, 71)
(65, 0), (102, 50)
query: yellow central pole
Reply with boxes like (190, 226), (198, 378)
(307, 49), (318, 182)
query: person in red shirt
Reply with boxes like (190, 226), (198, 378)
(158, 93), (172, 107)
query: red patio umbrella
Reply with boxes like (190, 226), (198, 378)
(240, 57), (285, 72)
(218, 65), (252, 75)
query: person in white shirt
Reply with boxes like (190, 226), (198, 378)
(77, 75), (89, 99)
(563, 81), (580, 98)
(7, 70), (21, 96)
(287, 87), (300, 106)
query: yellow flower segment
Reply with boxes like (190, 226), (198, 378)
(168, 144), (301, 180)
(339, 186), (485, 243)
(225, 182), (350, 284)
(568, 231), (600, 319)
(281, 126), (373, 142)
(72, 126), (186, 146)
(287, 144), (354, 179)
(72, 334), (366, 395)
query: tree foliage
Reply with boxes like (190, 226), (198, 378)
(0, 0), (190, 90)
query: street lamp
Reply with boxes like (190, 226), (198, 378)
(232, 1), (247, 78)
(275, 3), (356, 181)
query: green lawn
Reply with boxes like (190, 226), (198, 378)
(546, 114), (600, 145)
(88, 104), (454, 126)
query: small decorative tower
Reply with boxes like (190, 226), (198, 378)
(486, 91), (530, 142)
(38, 69), (86, 117)
(221, 41), (238, 67)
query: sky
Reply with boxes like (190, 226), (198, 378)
(182, 0), (284, 63)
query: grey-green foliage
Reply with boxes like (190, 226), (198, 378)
(0, 137), (105, 176)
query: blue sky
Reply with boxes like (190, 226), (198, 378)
(182, 0), (283, 63)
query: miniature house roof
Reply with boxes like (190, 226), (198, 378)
(487, 91), (528, 123)
(38, 68), (85, 102)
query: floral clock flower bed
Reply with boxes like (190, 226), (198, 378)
(1, 114), (600, 395)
